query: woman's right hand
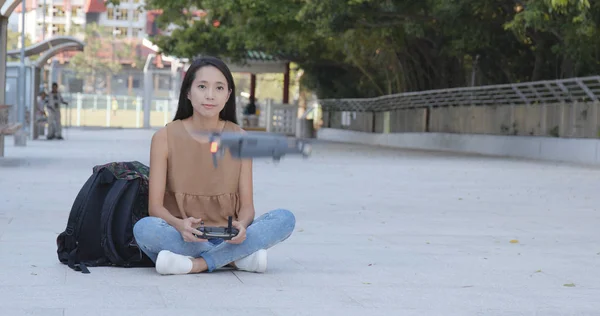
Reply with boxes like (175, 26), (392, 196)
(176, 217), (207, 242)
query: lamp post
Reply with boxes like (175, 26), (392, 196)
(16, 0), (27, 146)
(42, 0), (46, 40)
(143, 54), (155, 129)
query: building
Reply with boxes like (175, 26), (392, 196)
(15, 0), (147, 42)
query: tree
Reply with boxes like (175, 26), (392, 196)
(68, 23), (133, 93)
(108, 0), (600, 99)
(504, 0), (599, 79)
(6, 29), (33, 62)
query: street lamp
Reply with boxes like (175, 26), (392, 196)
(16, 0), (27, 146)
(42, 0), (46, 40)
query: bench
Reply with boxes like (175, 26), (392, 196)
(241, 114), (267, 132)
(243, 126), (267, 132)
(0, 105), (23, 157)
(1, 122), (23, 135)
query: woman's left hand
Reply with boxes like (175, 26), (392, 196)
(226, 221), (246, 244)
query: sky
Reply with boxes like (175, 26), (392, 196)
(8, 14), (18, 32)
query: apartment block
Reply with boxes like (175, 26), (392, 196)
(15, 0), (148, 41)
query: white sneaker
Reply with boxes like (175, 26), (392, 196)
(234, 249), (267, 273)
(155, 250), (193, 275)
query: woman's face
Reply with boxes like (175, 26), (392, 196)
(187, 65), (231, 119)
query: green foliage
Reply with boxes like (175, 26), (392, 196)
(68, 24), (123, 76)
(68, 23), (138, 93)
(109, 0), (600, 99)
(503, 0), (599, 79)
(6, 29), (33, 62)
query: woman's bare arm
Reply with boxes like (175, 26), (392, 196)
(148, 127), (183, 230)
(236, 157), (256, 228)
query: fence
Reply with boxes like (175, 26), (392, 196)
(264, 99), (298, 135)
(58, 93), (172, 129)
(319, 76), (600, 138)
(236, 99), (299, 135)
(44, 94), (301, 135)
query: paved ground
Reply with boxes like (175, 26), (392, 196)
(1, 128), (599, 316)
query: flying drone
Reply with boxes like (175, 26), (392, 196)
(204, 131), (312, 167)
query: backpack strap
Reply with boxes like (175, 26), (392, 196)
(58, 169), (103, 273)
(65, 168), (113, 236)
(100, 179), (129, 265)
(59, 168), (113, 274)
(67, 250), (108, 274)
(64, 170), (100, 238)
(68, 249), (90, 274)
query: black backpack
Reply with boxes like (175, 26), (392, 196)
(56, 161), (154, 273)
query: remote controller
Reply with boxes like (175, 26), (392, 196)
(193, 216), (240, 240)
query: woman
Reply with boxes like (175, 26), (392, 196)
(133, 56), (296, 275)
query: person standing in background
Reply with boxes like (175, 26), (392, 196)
(46, 82), (67, 140)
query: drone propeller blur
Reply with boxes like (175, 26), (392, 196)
(200, 131), (312, 168)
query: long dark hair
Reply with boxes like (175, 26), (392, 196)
(173, 56), (237, 124)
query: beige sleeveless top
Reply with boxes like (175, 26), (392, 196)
(163, 119), (243, 227)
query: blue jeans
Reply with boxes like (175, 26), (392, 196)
(133, 209), (296, 272)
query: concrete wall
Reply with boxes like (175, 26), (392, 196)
(427, 102), (599, 138)
(322, 101), (600, 139)
(317, 128), (600, 166)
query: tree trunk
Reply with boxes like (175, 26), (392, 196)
(106, 73), (112, 95)
(560, 56), (574, 78)
(531, 35), (545, 81)
(451, 57), (466, 87)
(90, 70), (96, 94)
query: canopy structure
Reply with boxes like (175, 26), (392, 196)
(1, 0), (25, 16)
(0, 0), (26, 106)
(144, 38), (292, 105)
(6, 36), (86, 67)
(228, 51), (291, 105)
(184, 51), (291, 104)
(33, 42), (84, 68)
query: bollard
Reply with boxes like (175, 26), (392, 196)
(296, 118), (315, 139)
(14, 129), (27, 146)
(0, 105), (9, 155)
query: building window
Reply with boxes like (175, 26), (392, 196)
(113, 27), (128, 38)
(36, 22), (44, 37)
(132, 9), (140, 21)
(52, 5), (66, 18)
(71, 6), (82, 17)
(53, 24), (66, 35)
(132, 28), (144, 37)
(107, 8), (114, 20)
(116, 8), (129, 20)
(36, 5), (47, 16)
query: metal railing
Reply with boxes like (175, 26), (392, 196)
(55, 93), (172, 129)
(319, 76), (600, 112)
(33, 94), (302, 135)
